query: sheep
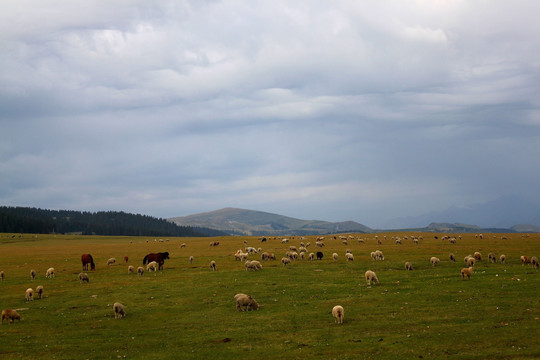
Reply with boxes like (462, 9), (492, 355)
(467, 257), (476, 267)
(375, 250), (384, 260)
(181, 243), (186, 248)
(370, 251), (376, 260)
(405, 262), (413, 271)
(281, 257), (291, 266)
(464, 255), (473, 264)
(0, 271), (4, 281)
(521, 256), (531, 265)
(25, 288), (34, 302)
(36, 285), (44, 299)
(316, 251), (323, 260)
(189, 256), (194, 264)
(487, 253), (497, 263)
(124, 256), (129, 263)
(147, 261), (158, 272)
(30, 269), (36, 281)
(461, 266), (474, 280)
(210, 260), (216, 271)
(128, 265), (135, 273)
(250, 260), (263, 270)
(449, 253), (456, 262)
(235, 293), (259, 311)
(113, 302), (126, 319)
(137, 266), (144, 276)
(107, 258), (116, 266)
(365, 270), (379, 285)
(430, 257), (440, 267)
(532, 256), (539, 269)
(78, 272), (90, 283)
(332, 253), (338, 261)
(1, 309), (22, 324)
(474, 252), (482, 261)
(332, 305), (344, 324)
(45, 267), (55, 278)
(308, 252), (315, 261)
(345, 253), (354, 261)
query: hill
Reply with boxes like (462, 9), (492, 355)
(0, 206), (225, 237)
(169, 207), (373, 236)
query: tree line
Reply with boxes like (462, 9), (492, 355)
(0, 206), (226, 237)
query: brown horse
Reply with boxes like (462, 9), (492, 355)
(81, 254), (96, 271)
(143, 252), (170, 270)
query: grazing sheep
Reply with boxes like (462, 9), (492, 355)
(107, 258), (116, 266)
(430, 257), (440, 267)
(461, 266), (474, 280)
(308, 252), (315, 261)
(181, 243), (186, 248)
(137, 266), (144, 276)
(299, 252), (305, 260)
(332, 305), (344, 324)
(316, 251), (324, 260)
(474, 252), (482, 261)
(332, 253), (338, 261)
(0, 271), (4, 281)
(113, 302), (126, 319)
(375, 250), (384, 260)
(521, 256), (531, 265)
(78, 272), (90, 283)
(532, 256), (539, 269)
(25, 288), (34, 302)
(128, 265), (135, 273)
(189, 256), (194, 264)
(488, 253), (497, 263)
(45, 267), (55, 278)
(250, 260), (263, 270)
(405, 262), (413, 271)
(30, 269), (36, 281)
(147, 261), (158, 272)
(449, 253), (456, 262)
(210, 260), (216, 271)
(36, 285), (43, 299)
(1, 309), (22, 324)
(467, 257), (476, 267)
(365, 270), (379, 285)
(235, 293), (259, 311)
(370, 252), (376, 260)
(500, 254), (506, 264)
(281, 257), (291, 266)
(464, 255), (473, 264)
(345, 253), (354, 261)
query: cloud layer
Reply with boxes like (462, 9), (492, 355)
(1, 1), (540, 227)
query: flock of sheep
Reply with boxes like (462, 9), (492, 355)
(1, 233), (539, 326)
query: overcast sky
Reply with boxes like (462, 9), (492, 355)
(1, 1), (539, 228)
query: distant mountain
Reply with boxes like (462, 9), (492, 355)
(169, 207), (373, 236)
(381, 195), (540, 229)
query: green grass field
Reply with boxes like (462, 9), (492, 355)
(0, 232), (539, 359)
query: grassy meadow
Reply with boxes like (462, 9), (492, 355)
(0, 232), (539, 359)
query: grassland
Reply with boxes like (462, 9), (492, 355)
(0, 232), (539, 359)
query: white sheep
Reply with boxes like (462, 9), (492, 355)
(474, 252), (482, 261)
(461, 266), (474, 280)
(137, 266), (144, 276)
(488, 252), (497, 263)
(532, 256), (539, 269)
(500, 254), (506, 264)
(345, 253), (354, 261)
(430, 257), (440, 267)
(466, 257), (476, 267)
(210, 260), (216, 271)
(375, 250), (384, 260)
(449, 253), (456, 262)
(147, 261), (158, 272)
(281, 257), (291, 266)
(128, 265), (135, 273)
(0, 271), (4, 281)
(1, 309), (22, 324)
(332, 253), (338, 261)
(181, 243), (186, 248)
(36, 285), (44, 299)
(405, 262), (413, 271)
(113, 302), (126, 319)
(78, 272), (90, 283)
(235, 293), (259, 311)
(30, 269), (36, 281)
(308, 252), (315, 261)
(370, 251), (376, 260)
(45, 267), (55, 278)
(365, 270), (379, 285)
(25, 288), (34, 302)
(107, 258), (116, 266)
(332, 305), (344, 324)
(189, 256), (194, 264)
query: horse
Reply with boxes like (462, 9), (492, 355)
(143, 252), (170, 270)
(81, 254), (96, 271)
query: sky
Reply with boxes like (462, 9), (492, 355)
(1, 1), (540, 228)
